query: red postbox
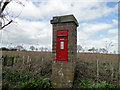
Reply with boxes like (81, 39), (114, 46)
(56, 30), (68, 62)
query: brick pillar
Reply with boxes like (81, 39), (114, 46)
(50, 14), (79, 88)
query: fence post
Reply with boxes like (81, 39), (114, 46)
(3, 55), (7, 66)
(29, 58), (31, 71)
(22, 56), (24, 64)
(11, 57), (14, 66)
(111, 67), (114, 83)
(42, 57), (43, 62)
(14, 57), (16, 63)
(27, 56), (29, 64)
(96, 54), (99, 82)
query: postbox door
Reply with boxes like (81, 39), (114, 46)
(56, 30), (68, 62)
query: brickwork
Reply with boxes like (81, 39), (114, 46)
(50, 15), (78, 88)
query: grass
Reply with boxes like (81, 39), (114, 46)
(2, 51), (119, 88)
(2, 70), (119, 88)
(2, 70), (51, 88)
(73, 80), (120, 89)
(2, 70), (33, 88)
(19, 79), (51, 89)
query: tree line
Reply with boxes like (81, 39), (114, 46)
(1, 45), (49, 52)
(77, 45), (116, 54)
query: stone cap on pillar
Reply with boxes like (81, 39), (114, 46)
(50, 14), (79, 27)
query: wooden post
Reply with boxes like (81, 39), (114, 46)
(3, 55), (7, 66)
(96, 54), (99, 82)
(27, 56), (29, 64)
(96, 58), (99, 82)
(42, 57), (43, 62)
(111, 67), (114, 83)
(14, 57), (16, 63)
(1, 56), (3, 66)
(22, 56), (24, 64)
(29, 58), (31, 71)
(110, 62), (113, 83)
(11, 57), (14, 66)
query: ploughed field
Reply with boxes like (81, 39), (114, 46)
(2, 51), (119, 88)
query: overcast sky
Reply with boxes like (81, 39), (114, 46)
(0, 0), (119, 53)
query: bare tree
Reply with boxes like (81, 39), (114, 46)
(98, 48), (107, 54)
(105, 41), (114, 54)
(102, 48), (107, 53)
(35, 47), (38, 51)
(88, 47), (96, 53)
(0, 0), (24, 30)
(113, 51), (116, 54)
(30, 46), (35, 51)
(15, 45), (24, 51)
(44, 47), (48, 52)
(77, 45), (83, 52)
(95, 49), (99, 53)
(39, 47), (44, 52)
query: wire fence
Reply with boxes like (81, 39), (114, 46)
(1, 51), (119, 85)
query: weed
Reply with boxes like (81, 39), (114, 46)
(73, 80), (117, 89)
(19, 79), (51, 88)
